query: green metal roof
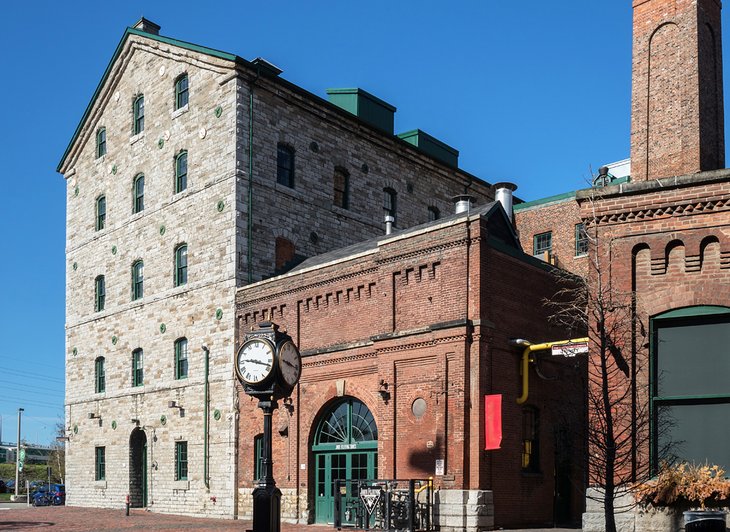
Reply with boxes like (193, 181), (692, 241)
(513, 190), (577, 211)
(56, 27), (238, 173)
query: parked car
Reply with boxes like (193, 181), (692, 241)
(31, 484), (65, 506)
(5, 479), (14, 490)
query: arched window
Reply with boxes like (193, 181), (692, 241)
(383, 187), (397, 221)
(521, 406), (540, 472)
(133, 174), (145, 213)
(95, 356), (105, 393)
(132, 348), (144, 387)
(131, 260), (144, 301)
(174, 244), (188, 287)
(428, 206), (440, 222)
(276, 144), (295, 187)
(315, 398), (378, 445)
(96, 195), (106, 231)
(174, 337), (188, 380)
(275, 237), (295, 273)
(175, 74), (189, 110)
(96, 127), (107, 158)
(175, 151), (188, 193)
(133, 95), (145, 135)
(333, 167), (349, 209)
(94, 275), (105, 312)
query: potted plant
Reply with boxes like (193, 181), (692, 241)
(636, 463), (730, 531)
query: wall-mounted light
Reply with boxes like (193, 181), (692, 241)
(88, 412), (99, 419)
(378, 380), (390, 402)
(168, 401), (178, 409)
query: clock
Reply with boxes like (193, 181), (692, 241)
(278, 340), (301, 387)
(236, 338), (275, 385)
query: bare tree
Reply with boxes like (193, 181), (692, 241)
(48, 420), (65, 484)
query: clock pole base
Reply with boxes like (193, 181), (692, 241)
(251, 484), (281, 532)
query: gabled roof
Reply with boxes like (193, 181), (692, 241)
(56, 26), (240, 173)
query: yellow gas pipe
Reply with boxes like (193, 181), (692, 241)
(514, 338), (589, 404)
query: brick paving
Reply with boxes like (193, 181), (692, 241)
(0, 505), (581, 531)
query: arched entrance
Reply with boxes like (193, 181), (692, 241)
(313, 397), (378, 524)
(129, 428), (147, 507)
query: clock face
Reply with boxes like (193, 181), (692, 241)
(237, 338), (275, 385)
(278, 340), (301, 387)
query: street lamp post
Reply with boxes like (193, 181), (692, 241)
(15, 408), (23, 499)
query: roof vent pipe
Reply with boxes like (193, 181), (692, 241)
(384, 215), (395, 235)
(453, 194), (473, 214)
(494, 182), (518, 221)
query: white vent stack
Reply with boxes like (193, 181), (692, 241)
(453, 194), (474, 214)
(494, 182), (517, 221)
(384, 215), (395, 235)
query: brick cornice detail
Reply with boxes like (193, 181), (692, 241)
(586, 195), (730, 227)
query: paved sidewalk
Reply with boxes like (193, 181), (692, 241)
(0, 505), (581, 531)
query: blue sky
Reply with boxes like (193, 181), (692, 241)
(0, 1), (725, 445)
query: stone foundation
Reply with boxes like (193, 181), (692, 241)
(237, 488), (307, 523)
(433, 489), (494, 532)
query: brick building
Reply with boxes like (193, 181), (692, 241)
(235, 201), (587, 529)
(57, 19), (495, 518)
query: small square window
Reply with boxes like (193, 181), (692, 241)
(533, 232), (552, 256)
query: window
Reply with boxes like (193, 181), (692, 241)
(575, 223), (588, 257)
(133, 174), (144, 214)
(95, 447), (106, 481)
(175, 74), (189, 110)
(428, 206), (440, 221)
(276, 144), (295, 187)
(132, 348), (144, 387)
(133, 95), (145, 135)
(96, 128), (107, 158)
(174, 244), (188, 287)
(533, 231), (552, 256)
(175, 441), (188, 480)
(253, 434), (263, 480)
(95, 195), (106, 231)
(175, 151), (188, 193)
(521, 406), (540, 472)
(95, 357), (106, 393)
(175, 338), (188, 380)
(383, 188), (397, 221)
(333, 167), (349, 209)
(95, 275), (105, 312)
(131, 260), (144, 301)
(651, 308), (730, 472)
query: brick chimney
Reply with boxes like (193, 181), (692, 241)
(630, 0), (724, 181)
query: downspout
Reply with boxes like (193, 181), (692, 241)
(512, 338), (589, 404)
(202, 345), (210, 489)
(247, 68), (260, 285)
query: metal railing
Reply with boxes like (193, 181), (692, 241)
(333, 478), (433, 531)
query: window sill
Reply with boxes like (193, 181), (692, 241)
(172, 105), (189, 120)
(95, 154), (106, 164)
(574, 253), (588, 259)
(94, 480), (107, 489)
(130, 132), (145, 145)
(173, 480), (189, 490)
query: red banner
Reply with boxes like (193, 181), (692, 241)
(484, 394), (502, 450)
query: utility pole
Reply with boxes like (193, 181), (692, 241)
(15, 408), (23, 499)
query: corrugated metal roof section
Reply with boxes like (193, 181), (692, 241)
(397, 129), (459, 168)
(326, 88), (396, 134)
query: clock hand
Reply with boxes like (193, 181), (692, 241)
(243, 359), (270, 366)
(282, 359), (299, 369)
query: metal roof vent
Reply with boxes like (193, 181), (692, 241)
(133, 18), (161, 35)
(453, 194), (473, 214)
(494, 182), (517, 221)
(384, 215), (395, 235)
(251, 57), (283, 77)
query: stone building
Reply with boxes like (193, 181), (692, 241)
(235, 200), (587, 529)
(57, 19), (495, 517)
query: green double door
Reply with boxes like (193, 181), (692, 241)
(312, 398), (378, 524)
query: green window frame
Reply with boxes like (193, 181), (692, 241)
(175, 441), (188, 480)
(175, 151), (188, 193)
(95, 446), (106, 481)
(383, 188), (397, 222)
(174, 244), (188, 287)
(650, 307), (730, 473)
(95, 195), (106, 231)
(174, 337), (188, 380)
(95, 275), (105, 312)
(253, 434), (263, 481)
(95, 356), (105, 393)
(131, 260), (144, 301)
(575, 223), (588, 257)
(132, 348), (144, 387)
(533, 231), (552, 256)
(276, 144), (295, 188)
(333, 167), (349, 209)
(133, 174), (144, 214)
(175, 74), (189, 110)
(133, 95), (144, 135)
(521, 406), (540, 472)
(96, 127), (106, 158)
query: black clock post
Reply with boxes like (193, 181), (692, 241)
(237, 321), (302, 532)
